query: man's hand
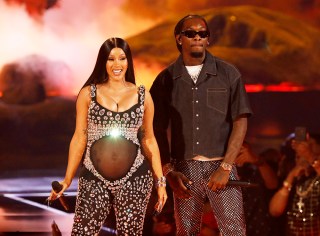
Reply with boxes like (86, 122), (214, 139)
(207, 168), (230, 191)
(166, 171), (192, 199)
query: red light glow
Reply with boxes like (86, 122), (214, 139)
(245, 82), (306, 93)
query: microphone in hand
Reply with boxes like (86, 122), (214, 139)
(51, 181), (70, 212)
(227, 180), (259, 188)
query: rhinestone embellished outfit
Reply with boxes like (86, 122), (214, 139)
(174, 160), (246, 236)
(72, 84), (153, 235)
(287, 175), (320, 235)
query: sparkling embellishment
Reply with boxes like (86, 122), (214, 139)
(72, 85), (150, 235)
(110, 128), (120, 137)
(99, 109), (105, 116)
(297, 197), (304, 212)
(90, 84), (96, 97)
(83, 85), (146, 191)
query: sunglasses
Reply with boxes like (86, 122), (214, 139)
(180, 30), (209, 38)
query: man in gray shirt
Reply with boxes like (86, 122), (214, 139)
(150, 14), (252, 235)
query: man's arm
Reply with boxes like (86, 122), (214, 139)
(224, 115), (248, 164)
(208, 115), (248, 191)
(150, 72), (171, 165)
(150, 71), (192, 199)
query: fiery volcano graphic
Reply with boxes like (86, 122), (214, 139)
(1, 0), (320, 171)
(4, 0), (60, 20)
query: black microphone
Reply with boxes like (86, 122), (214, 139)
(227, 180), (259, 188)
(51, 181), (70, 211)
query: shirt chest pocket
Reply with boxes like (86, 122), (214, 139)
(207, 88), (229, 114)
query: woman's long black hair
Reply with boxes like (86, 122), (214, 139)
(82, 37), (135, 88)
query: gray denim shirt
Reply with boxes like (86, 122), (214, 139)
(150, 52), (252, 164)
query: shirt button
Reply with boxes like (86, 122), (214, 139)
(196, 100), (199, 103)
(196, 114), (199, 117)
(195, 87), (198, 90)
(196, 127), (199, 130)
(196, 142), (199, 145)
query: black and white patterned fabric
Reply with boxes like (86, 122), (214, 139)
(173, 160), (246, 236)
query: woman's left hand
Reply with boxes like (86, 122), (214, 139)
(154, 186), (167, 214)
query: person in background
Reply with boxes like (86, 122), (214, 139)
(236, 142), (280, 236)
(269, 132), (320, 235)
(150, 14), (252, 235)
(49, 37), (167, 235)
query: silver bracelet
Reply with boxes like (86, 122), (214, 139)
(155, 176), (166, 188)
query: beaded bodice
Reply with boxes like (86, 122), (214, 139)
(86, 84), (145, 146)
(83, 84), (146, 190)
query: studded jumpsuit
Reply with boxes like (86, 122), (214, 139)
(71, 85), (153, 235)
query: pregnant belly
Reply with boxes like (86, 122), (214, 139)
(90, 136), (138, 180)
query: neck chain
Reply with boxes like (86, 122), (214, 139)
(295, 176), (319, 212)
(296, 176), (319, 198)
(186, 64), (203, 84)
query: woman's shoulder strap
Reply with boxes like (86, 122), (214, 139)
(90, 84), (97, 100)
(138, 85), (145, 105)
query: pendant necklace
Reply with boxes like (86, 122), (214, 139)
(295, 176), (319, 212)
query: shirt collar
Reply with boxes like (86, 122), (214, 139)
(172, 51), (217, 80)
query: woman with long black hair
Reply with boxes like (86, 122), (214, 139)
(49, 37), (167, 235)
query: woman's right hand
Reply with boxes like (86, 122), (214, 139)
(48, 180), (69, 201)
(154, 186), (167, 214)
(167, 171), (192, 199)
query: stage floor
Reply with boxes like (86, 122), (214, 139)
(0, 170), (116, 235)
